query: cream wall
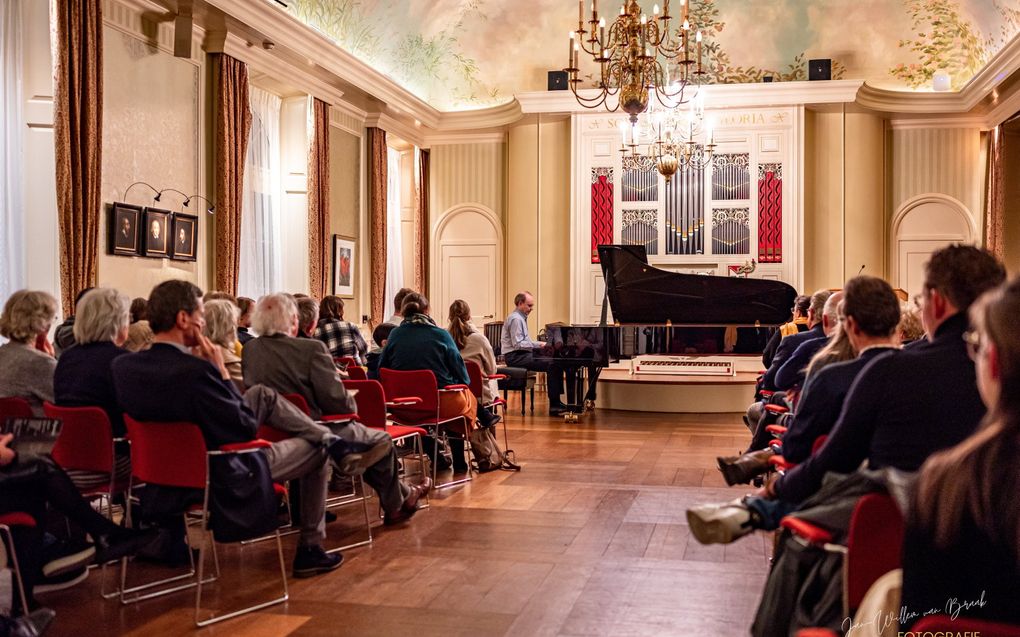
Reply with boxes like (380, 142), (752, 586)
(506, 115), (571, 333)
(430, 142), (507, 222)
(803, 110), (885, 292)
(99, 24), (205, 298)
(280, 96), (310, 294)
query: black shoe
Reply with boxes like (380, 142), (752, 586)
(549, 403), (580, 416)
(93, 528), (160, 565)
(10, 608), (56, 637)
(40, 539), (95, 578)
(384, 478), (431, 526)
(292, 545), (343, 578)
(326, 436), (391, 475)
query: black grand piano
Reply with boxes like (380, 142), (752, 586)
(537, 244), (798, 408)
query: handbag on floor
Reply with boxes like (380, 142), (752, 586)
(468, 427), (520, 472)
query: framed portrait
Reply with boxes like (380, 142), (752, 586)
(170, 212), (198, 262)
(332, 235), (355, 298)
(108, 202), (142, 256)
(142, 208), (171, 258)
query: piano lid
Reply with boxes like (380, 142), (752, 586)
(597, 245), (798, 326)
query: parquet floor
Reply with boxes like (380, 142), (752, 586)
(43, 397), (769, 636)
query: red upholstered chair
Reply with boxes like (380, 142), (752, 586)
(912, 616), (1020, 636)
(123, 417), (288, 626)
(44, 403), (129, 513)
(769, 435), (828, 472)
(379, 368), (473, 490)
(0, 512), (37, 617)
(0, 396), (33, 421)
(464, 360), (512, 456)
(780, 493), (904, 617)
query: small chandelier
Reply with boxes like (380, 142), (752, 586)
(619, 93), (716, 181)
(566, 0), (706, 123)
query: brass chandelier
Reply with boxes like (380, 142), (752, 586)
(566, 0), (706, 123)
(618, 96), (716, 181)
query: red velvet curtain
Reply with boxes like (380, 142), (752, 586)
(213, 54), (252, 295)
(368, 128), (387, 325)
(415, 148), (430, 295)
(308, 99), (331, 298)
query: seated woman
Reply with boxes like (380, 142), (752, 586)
(379, 293), (477, 473)
(314, 295), (368, 364)
(0, 291), (58, 415)
(901, 277), (1020, 628)
(447, 299), (500, 429)
(203, 299), (243, 391)
(53, 288), (133, 489)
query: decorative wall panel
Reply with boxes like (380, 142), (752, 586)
(665, 164), (704, 255)
(711, 208), (750, 255)
(621, 209), (658, 255)
(758, 163), (782, 263)
(622, 156), (658, 202)
(590, 167), (613, 263)
(712, 154), (750, 200)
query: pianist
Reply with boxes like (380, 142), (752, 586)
(501, 292), (574, 416)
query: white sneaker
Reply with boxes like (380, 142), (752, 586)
(686, 498), (755, 544)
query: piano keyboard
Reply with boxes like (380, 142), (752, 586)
(632, 356), (735, 376)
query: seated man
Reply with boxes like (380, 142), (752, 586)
(500, 291), (573, 415)
(112, 281), (429, 577)
(761, 294), (810, 368)
(688, 245), (1006, 544)
(717, 277), (900, 485)
(771, 290), (842, 392)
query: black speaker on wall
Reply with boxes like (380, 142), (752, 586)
(808, 59), (831, 81)
(548, 70), (569, 91)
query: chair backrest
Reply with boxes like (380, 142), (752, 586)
(463, 360), (484, 399)
(845, 493), (904, 611)
(379, 368), (439, 413)
(346, 365), (368, 381)
(335, 356), (358, 370)
(343, 379), (387, 429)
(912, 615), (1020, 636)
(0, 397), (33, 421)
(483, 322), (503, 357)
(44, 403), (115, 474)
(125, 416), (207, 489)
(282, 393), (312, 417)
(810, 435), (828, 455)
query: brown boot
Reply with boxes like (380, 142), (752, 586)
(716, 449), (775, 486)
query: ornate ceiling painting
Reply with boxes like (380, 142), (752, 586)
(283, 0), (1020, 111)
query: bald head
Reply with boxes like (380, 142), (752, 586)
(821, 291), (844, 336)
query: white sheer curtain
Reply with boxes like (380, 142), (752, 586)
(238, 86), (282, 299)
(0, 0), (25, 304)
(383, 147), (404, 319)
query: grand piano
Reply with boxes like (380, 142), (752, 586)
(537, 245), (798, 411)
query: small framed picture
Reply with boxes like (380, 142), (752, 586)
(108, 202), (142, 256)
(170, 212), (198, 261)
(333, 235), (355, 298)
(142, 208), (171, 258)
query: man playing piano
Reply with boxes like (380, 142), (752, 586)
(501, 292), (575, 416)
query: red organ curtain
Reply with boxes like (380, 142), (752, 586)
(757, 163), (783, 263)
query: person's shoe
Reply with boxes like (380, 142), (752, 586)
(383, 478), (432, 526)
(549, 403), (580, 416)
(33, 566), (89, 594)
(716, 449), (775, 486)
(292, 545), (343, 578)
(134, 530), (195, 567)
(10, 608), (56, 637)
(92, 528), (160, 565)
(477, 410), (501, 429)
(686, 498), (755, 545)
(40, 540), (95, 579)
(327, 436), (392, 476)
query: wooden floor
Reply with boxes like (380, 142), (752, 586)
(42, 396), (768, 636)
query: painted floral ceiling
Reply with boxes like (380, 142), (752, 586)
(282, 0), (1020, 111)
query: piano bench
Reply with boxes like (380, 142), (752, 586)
(497, 366), (537, 416)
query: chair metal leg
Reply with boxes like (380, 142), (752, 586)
(0, 525), (31, 618)
(118, 513), (217, 605)
(325, 475), (373, 555)
(432, 429), (473, 490)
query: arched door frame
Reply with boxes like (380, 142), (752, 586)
(430, 203), (505, 320)
(889, 193), (976, 286)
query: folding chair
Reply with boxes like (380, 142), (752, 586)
(0, 512), (37, 617)
(122, 417), (288, 626)
(379, 368), (474, 490)
(780, 493), (904, 618)
(464, 360), (513, 459)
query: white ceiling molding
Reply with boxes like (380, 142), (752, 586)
(329, 104), (367, 138)
(887, 117), (987, 130)
(434, 101), (523, 131)
(423, 131), (507, 146)
(104, 0), (204, 64)
(365, 113), (426, 149)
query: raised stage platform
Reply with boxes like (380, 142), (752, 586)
(596, 356), (759, 413)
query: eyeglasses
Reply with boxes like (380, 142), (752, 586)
(962, 329), (983, 360)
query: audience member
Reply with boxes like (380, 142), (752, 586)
(384, 288), (414, 327)
(762, 294), (811, 368)
(447, 299), (501, 428)
(0, 290), (58, 415)
(897, 300), (925, 344)
(113, 281), (427, 577)
(236, 296), (255, 344)
(380, 293), (477, 472)
(901, 277), (1020, 628)
(129, 297), (147, 323)
(772, 290), (843, 391)
(314, 295), (368, 364)
(296, 296), (319, 339)
(203, 299), (243, 390)
(500, 291), (574, 415)
(761, 289), (832, 392)
(123, 320), (153, 352)
(53, 288), (92, 355)
(803, 301), (856, 379)
(366, 323), (394, 380)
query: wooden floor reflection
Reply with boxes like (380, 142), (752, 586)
(43, 396), (769, 636)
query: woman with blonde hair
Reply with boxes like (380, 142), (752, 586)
(0, 290), (59, 414)
(804, 300), (857, 379)
(900, 277), (1020, 628)
(203, 299), (244, 390)
(447, 299), (501, 429)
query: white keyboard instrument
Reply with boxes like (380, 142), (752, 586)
(631, 356), (735, 376)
